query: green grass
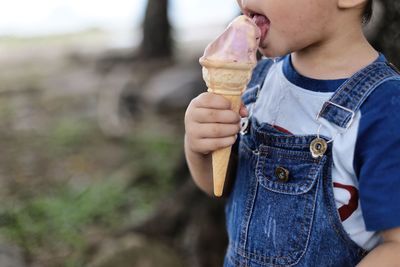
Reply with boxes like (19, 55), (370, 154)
(47, 117), (95, 155)
(0, 28), (185, 266)
(0, 98), (16, 122)
(0, 124), (183, 266)
(0, 179), (126, 264)
(127, 130), (183, 186)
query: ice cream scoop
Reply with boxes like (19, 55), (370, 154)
(201, 15), (260, 69)
(199, 15), (261, 197)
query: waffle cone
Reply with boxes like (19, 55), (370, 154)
(199, 58), (254, 197)
(211, 94), (242, 197)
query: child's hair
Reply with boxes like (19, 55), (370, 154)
(363, 0), (373, 24)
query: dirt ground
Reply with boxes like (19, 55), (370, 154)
(0, 29), (187, 267)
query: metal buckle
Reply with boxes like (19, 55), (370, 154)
(316, 101), (356, 130)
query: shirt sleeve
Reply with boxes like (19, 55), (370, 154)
(354, 79), (400, 232)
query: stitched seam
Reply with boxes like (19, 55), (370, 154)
(259, 146), (320, 162)
(332, 65), (392, 104)
(323, 160), (368, 257)
(256, 155), (326, 195)
(240, 139), (258, 154)
(235, 176), (320, 266)
(352, 76), (400, 112)
(320, 65), (400, 128)
(239, 161), (259, 252)
(243, 159), (323, 265)
(330, 63), (386, 102)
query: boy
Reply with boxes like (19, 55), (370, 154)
(184, 0), (400, 266)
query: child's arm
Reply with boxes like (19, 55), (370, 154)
(357, 227), (400, 266)
(184, 92), (245, 195)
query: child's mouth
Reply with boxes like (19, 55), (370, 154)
(250, 13), (270, 44)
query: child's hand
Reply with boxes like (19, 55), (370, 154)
(184, 92), (248, 155)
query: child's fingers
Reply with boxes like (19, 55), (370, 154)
(194, 108), (241, 124)
(196, 123), (241, 138)
(195, 136), (238, 154)
(193, 92), (232, 110)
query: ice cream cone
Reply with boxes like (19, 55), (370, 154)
(199, 58), (254, 197)
(199, 15), (261, 197)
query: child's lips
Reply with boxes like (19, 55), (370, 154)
(252, 14), (270, 44)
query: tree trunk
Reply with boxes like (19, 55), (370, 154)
(140, 0), (172, 59)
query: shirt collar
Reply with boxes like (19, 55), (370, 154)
(282, 53), (386, 93)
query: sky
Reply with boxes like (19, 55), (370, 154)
(0, 0), (238, 36)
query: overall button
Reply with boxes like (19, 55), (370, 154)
(310, 138), (327, 159)
(275, 166), (290, 182)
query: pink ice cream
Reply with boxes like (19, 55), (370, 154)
(200, 15), (261, 67)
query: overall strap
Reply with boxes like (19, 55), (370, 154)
(317, 61), (400, 129)
(242, 58), (274, 105)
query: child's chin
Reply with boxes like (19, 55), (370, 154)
(258, 47), (281, 59)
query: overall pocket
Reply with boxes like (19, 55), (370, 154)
(244, 145), (326, 266)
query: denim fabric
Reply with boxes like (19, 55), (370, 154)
(318, 62), (400, 129)
(224, 58), (400, 267)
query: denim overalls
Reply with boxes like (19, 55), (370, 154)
(224, 58), (400, 267)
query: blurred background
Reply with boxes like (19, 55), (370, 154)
(0, 1), (398, 267)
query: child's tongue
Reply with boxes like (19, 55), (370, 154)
(252, 14), (270, 43)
